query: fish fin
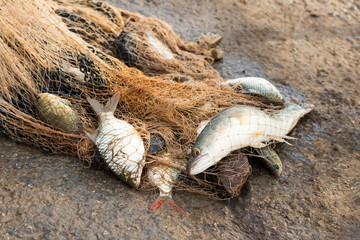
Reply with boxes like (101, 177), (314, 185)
(271, 136), (293, 145)
(105, 92), (120, 113)
(283, 135), (296, 140)
(150, 196), (186, 214)
(250, 142), (267, 148)
(87, 98), (105, 115)
(84, 130), (98, 143)
(166, 198), (187, 214)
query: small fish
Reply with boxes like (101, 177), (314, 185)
(222, 77), (284, 102)
(37, 93), (82, 133)
(148, 154), (186, 214)
(254, 145), (282, 177)
(197, 120), (282, 176)
(85, 92), (145, 188)
(188, 103), (314, 175)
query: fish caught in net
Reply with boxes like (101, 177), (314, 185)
(0, 0), (313, 208)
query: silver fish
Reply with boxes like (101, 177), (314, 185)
(37, 93), (82, 133)
(147, 154), (186, 214)
(222, 77), (284, 102)
(197, 120), (282, 176)
(188, 103), (314, 175)
(85, 92), (145, 188)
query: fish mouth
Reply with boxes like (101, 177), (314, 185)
(188, 153), (211, 175)
(270, 164), (282, 177)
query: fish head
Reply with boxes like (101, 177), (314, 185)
(188, 108), (236, 175)
(187, 145), (215, 175)
(270, 163), (282, 177)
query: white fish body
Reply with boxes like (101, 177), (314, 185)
(188, 103), (314, 175)
(85, 93), (145, 188)
(146, 31), (174, 60)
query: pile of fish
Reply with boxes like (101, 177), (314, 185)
(36, 77), (314, 214)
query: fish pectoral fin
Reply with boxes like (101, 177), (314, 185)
(84, 130), (98, 143)
(271, 136), (293, 145)
(150, 195), (186, 214)
(283, 136), (296, 140)
(250, 142), (267, 148)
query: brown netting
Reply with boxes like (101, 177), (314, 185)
(0, 0), (282, 200)
(53, 0), (223, 80)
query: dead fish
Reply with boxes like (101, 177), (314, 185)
(254, 145), (282, 177)
(85, 92), (145, 188)
(197, 120), (282, 176)
(197, 119), (281, 176)
(147, 154), (186, 214)
(222, 77), (284, 102)
(37, 93), (82, 133)
(188, 103), (314, 175)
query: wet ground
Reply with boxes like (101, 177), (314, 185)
(1, 0), (360, 239)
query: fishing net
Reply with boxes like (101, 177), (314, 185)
(54, 0), (223, 81)
(0, 0), (282, 200)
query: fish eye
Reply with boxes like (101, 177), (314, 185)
(193, 148), (201, 157)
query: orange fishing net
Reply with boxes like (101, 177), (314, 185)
(0, 0), (280, 199)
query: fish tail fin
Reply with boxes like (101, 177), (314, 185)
(84, 130), (98, 143)
(105, 92), (120, 113)
(87, 92), (120, 115)
(150, 196), (186, 214)
(87, 98), (105, 115)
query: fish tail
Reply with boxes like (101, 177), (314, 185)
(87, 92), (120, 115)
(150, 196), (186, 214)
(105, 92), (120, 113)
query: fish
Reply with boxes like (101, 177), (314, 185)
(253, 145), (282, 177)
(188, 103), (314, 175)
(84, 92), (145, 188)
(146, 31), (174, 60)
(37, 93), (82, 133)
(147, 154), (186, 214)
(222, 77), (284, 102)
(197, 120), (282, 176)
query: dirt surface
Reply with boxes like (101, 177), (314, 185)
(1, 0), (359, 239)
